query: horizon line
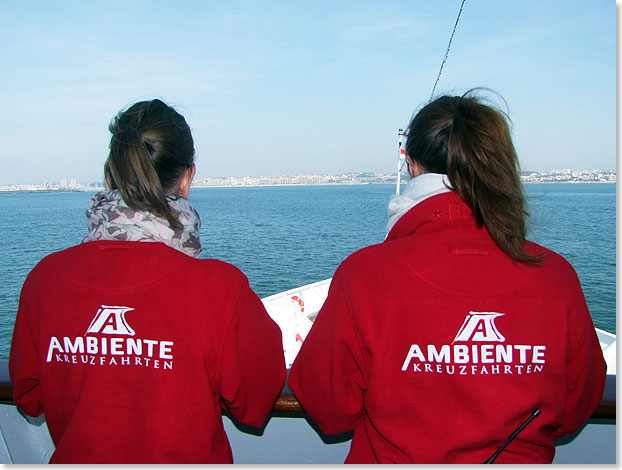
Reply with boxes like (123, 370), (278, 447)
(0, 168), (616, 187)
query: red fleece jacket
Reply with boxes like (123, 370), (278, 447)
(10, 241), (286, 464)
(288, 191), (606, 464)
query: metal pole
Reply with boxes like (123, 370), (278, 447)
(396, 129), (406, 195)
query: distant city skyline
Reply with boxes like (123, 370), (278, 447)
(0, 1), (615, 186)
(0, 168), (615, 193)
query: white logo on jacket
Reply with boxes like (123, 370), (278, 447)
(453, 312), (505, 343)
(401, 311), (546, 376)
(46, 304), (174, 371)
(85, 305), (135, 336)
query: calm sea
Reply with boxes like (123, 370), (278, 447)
(0, 183), (615, 358)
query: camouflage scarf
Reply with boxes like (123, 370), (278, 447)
(82, 189), (202, 257)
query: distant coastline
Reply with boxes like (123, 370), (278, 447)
(0, 169), (615, 193)
(0, 188), (101, 195)
(0, 181), (614, 195)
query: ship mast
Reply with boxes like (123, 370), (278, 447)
(395, 129), (406, 195)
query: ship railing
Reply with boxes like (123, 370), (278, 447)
(0, 361), (614, 420)
(271, 374), (616, 419)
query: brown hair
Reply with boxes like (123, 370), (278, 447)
(405, 89), (542, 265)
(104, 99), (195, 230)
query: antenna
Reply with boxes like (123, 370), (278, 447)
(484, 409), (542, 464)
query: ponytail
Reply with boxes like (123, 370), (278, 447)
(105, 99), (195, 231)
(406, 89), (542, 265)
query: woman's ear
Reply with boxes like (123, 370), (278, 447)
(178, 165), (196, 198)
(406, 155), (417, 178)
(406, 156), (425, 178)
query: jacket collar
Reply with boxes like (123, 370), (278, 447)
(386, 173), (451, 233)
(385, 191), (475, 242)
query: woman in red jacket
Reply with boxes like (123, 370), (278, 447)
(9, 99), (286, 463)
(288, 89), (606, 463)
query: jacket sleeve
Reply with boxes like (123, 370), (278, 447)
(553, 270), (607, 438)
(288, 266), (366, 435)
(218, 275), (286, 428)
(9, 273), (43, 417)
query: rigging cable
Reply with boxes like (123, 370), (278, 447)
(396, 0), (467, 195)
(430, 0), (467, 101)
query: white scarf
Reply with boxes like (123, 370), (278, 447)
(387, 173), (452, 233)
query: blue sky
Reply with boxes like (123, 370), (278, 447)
(0, 0), (615, 185)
